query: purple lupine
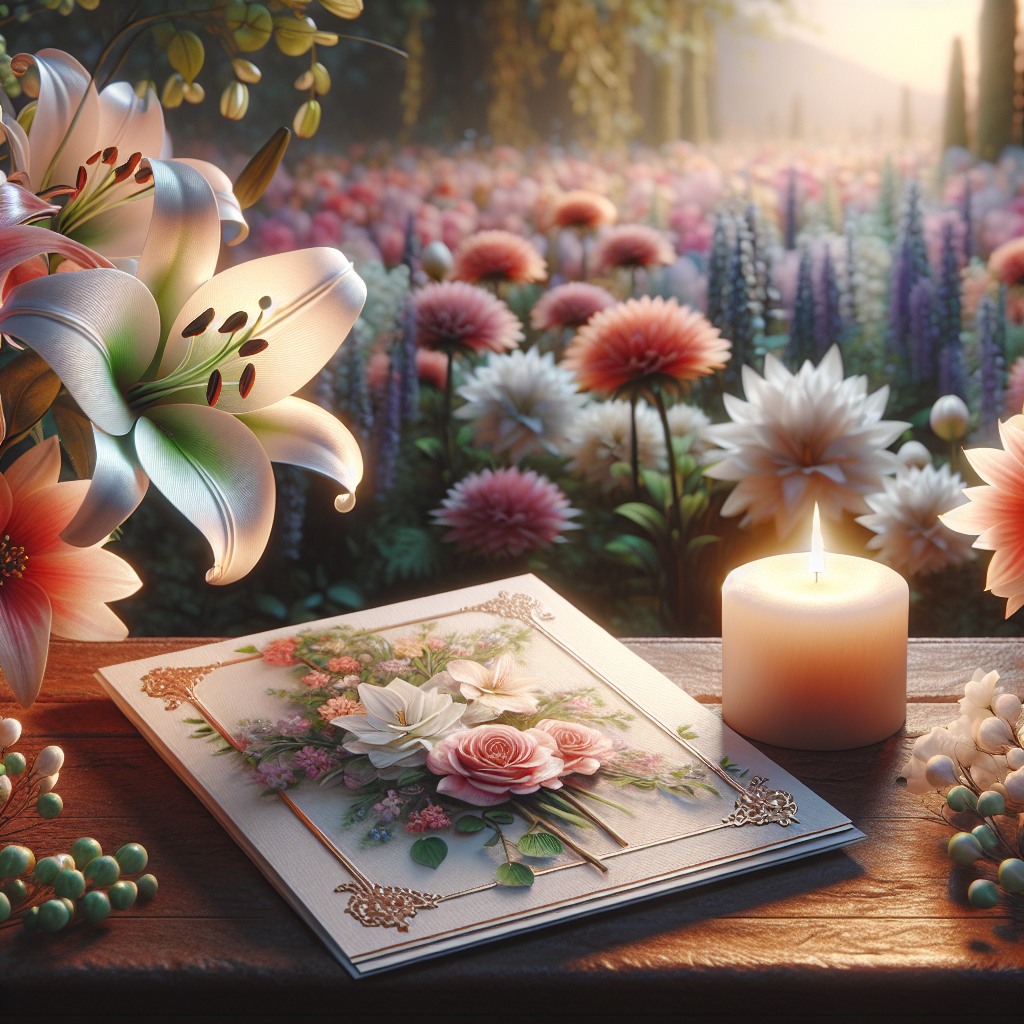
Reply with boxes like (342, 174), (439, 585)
(274, 464), (309, 561)
(908, 278), (939, 387)
(706, 213), (730, 328)
(979, 294), (1004, 437)
(934, 221), (965, 401)
(784, 168), (798, 250)
(786, 245), (816, 368)
(376, 352), (403, 492)
(889, 181), (930, 366)
(962, 177), (973, 260)
(399, 298), (420, 423)
(815, 245), (842, 356)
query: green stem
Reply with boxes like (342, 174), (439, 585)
(629, 394), (640, 499)
(441, 349), (455, 477)
(652, 386), (685, 628)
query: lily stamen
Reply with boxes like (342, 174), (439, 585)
(206, 370), (223, 407)
(218, 310), (248, 334)
(239, 363), (256, 398)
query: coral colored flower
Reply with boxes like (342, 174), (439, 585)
(942, 414), (1024, 616)
(317, 696), (364, 722)
(452, 229), (546, 284)
(0, 435), (141, 706)
(262, 638), (299, 666)
(989, 236), (1024, 285)
(536, 719), (616, 776)
(530, 282), (617, 331)
(1005, 357), (1024, 417)
(412, 281), (523, 355)
(551, 190), (617, 231)
(404, 805), (452, 832)
(592, 224), (675, 273)
(563, 296), (729, 397)
(327, 656), (362, 675)
(426, 724), (565, 806)
(302, 670), (332, 688)
(431, 467), (580, 559)
(416, 348), (450, 389)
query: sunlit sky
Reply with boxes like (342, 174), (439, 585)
(787, 0), (983, 96)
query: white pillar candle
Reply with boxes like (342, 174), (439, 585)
(721, 516), (908, 750)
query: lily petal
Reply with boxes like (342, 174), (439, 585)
(61, 428), (150, 546)
(175, 158), (249, 246)
(0, 223), (115, 295)
(0, 110), (31, 182)
(136, 159), (221, 364)
(0, 576), (52, 707)
(0, 267), (158, 435)
(19, 49), (100, 191)
(97, 82), (165, 160)
(159, 248), (366, 410)
(135, 404), (275, 585)
(237, 397), (363, 510)
(0, 182), (59, 229)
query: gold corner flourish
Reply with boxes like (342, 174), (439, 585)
(462, 591), (554, 623)
(722, 776), (799, 828)
(334, 881), (442, 932)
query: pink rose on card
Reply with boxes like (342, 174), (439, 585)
(535, 719), (616, 776)
(262, 638), (299, 666)
(426, 724), (564, 806)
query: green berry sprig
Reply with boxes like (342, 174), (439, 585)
(1, 838), (158, 933)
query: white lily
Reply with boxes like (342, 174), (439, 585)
(0, 160), (365, 585)
(337, 678), (468, 777)
(0, 49), (247, 255)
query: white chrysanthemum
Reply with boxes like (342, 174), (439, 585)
(704, 347), (909, 538)
(455, 348), (585, 463)
(855, 464), (975, 577)
(563, 399), (666, 491)
(666, 402), (712, 457)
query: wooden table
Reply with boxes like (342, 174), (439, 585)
(2, 638), (1023, 1022)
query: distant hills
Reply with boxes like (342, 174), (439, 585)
(715, 26), (944, 141)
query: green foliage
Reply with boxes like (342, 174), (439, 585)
(410, 836), (447, 869)
(494, 861), (534, 887)
(516, 831), (562, 858)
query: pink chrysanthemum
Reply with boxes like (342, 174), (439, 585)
(592, 225), (675, 273)
(451, 230), (546, 284)
(989, 236), (1024, 285)
(942, 415), (1024, 617)
(412, 281), (523, 355)
(530, 282), (617, 331)
(417, 348), (449, 388)
(404, 805), (452, 832)
(317, 696), (364, 722)
(563, 296), (730, 396)
(327, 656), (362, 675)
(262, 638), (299, 666)
(552, 190), (617, 231)
(431, 467), (580, 559)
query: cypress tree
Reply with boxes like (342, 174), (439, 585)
(976, 0), (1017, 163)
(787, 246), (816, 368)
(943, 37), (969, 150)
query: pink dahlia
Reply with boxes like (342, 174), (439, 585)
(431, 467), (580, 559)
(426, 724), (565, 806)
(989, 236), (1024, 286)
(452, 230), (546, 284)
(416, 348), (450, 389)
(592, 225), (675, 273)
(552, 190), (617, 231)
(412, 281), (523, 355)
(262, 638), (299, 666)
(562, 296), (730, 397)
(942, 415), (1024, 616)
(530, 282), (617, 331)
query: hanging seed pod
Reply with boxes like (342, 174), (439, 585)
(232, 3), (273, 52)
(311, 62), (331, 96)
(232, 59), (262, 84)
(293, 100), (321, 139)
(319, 0), (363, 17)
(161, 73), (184, 109)
(182, 81), (206, 105)
(273, 15), (318, 57)
(167, 30), (205, 83)
(294, 69), (314, 91)
(220, 82), (249, 121)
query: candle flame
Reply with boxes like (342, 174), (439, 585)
(809, 503), (825, 577)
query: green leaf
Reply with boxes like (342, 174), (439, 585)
(605, 534), (661, 576)
(614, 501), (667, 540)
(455, 815), (487, 833)
(0, 350), (61, 454)
(456, 424), (475, 447)
(326, 581), (364, 609)
(642, 470), (669, 511)
(909, 407), (932, 428)
(373, 526), (439, 584)
(235, 645), (259, 654)
(495, 861), (534, 886)
(255, 593), (288, 620)
(686, 534), (719, 557)
(410, 836), (448, 869)
(670, 432), (695, 457)
(415, 436), (443, 460)
(517, 832), (563, 858)
(677, 724), (698, 740)
(483, 830), (500, 847)
(51, 391), (95, 479)
(483, 809), (514, 824)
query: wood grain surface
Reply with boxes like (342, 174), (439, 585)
(1, 638), (1022, 1022)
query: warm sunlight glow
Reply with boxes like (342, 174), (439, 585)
(809, 503), (825, 577)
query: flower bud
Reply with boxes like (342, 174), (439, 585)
(220, 82), (249, 121)
(993, 692), (1022, 725)
(976, 715), (1013, 752)
(420, 240), (453, 281)
(896, 440), (931, 470)
(233, 3), (273, 52)
(1007, 747), (1024, 771)
(231, 58), (262, 84)
(183, 81), (206, 105)
(311, 62), (331, 96)
(168, 30), (204, 83)
(234, 127), (291, 210)
(1005, 767), (1024, 801)
(293, 99), (321, 139)
(162, 73), (184, 109)
(33, 745), (63, 777)
(274, 15), (318, 57)
(970, 753), (1001, 790)
(319, 0), (363, 17)
(930, 394), (969, 442)
(294, 69), (314, 91)
(36, 773), (58, 795)
(925, 754), (959, 790)
(0, 775), (10, 806)
(0, 717), (22, 748)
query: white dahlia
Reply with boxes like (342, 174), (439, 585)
(856, 464), (975, 576)
(563, 399), (666, 491)
(666, 402), (712, 458)
(704, 347), (909, 538)
(455, 347), (585, 463)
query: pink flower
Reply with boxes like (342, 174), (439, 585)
(317, 696), (364, 722)
(452, 230), (546, 284)
(416, 348), (449, 389)
(536, 719), (616, 776)
(262, 638), (299, 666)
(413, 281), (523, 355)
(327, 656), (362, 675)
(425, 634), (448, 650)
(293, 746), (336, 780)
(1005, 358), (1024, 418)
(0, 435), (141, 707)
(530, 282), (617, 331)
(426, 724), (565, 806)
(592, 224), (675, 273)
(431, 467), (580, 559)
(551, 190), (617, 231)
(276, 714), (311, 738)
(302, 670), (332, 688)
(404, 804), (452, 832)
(253, 758), (295, 789)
